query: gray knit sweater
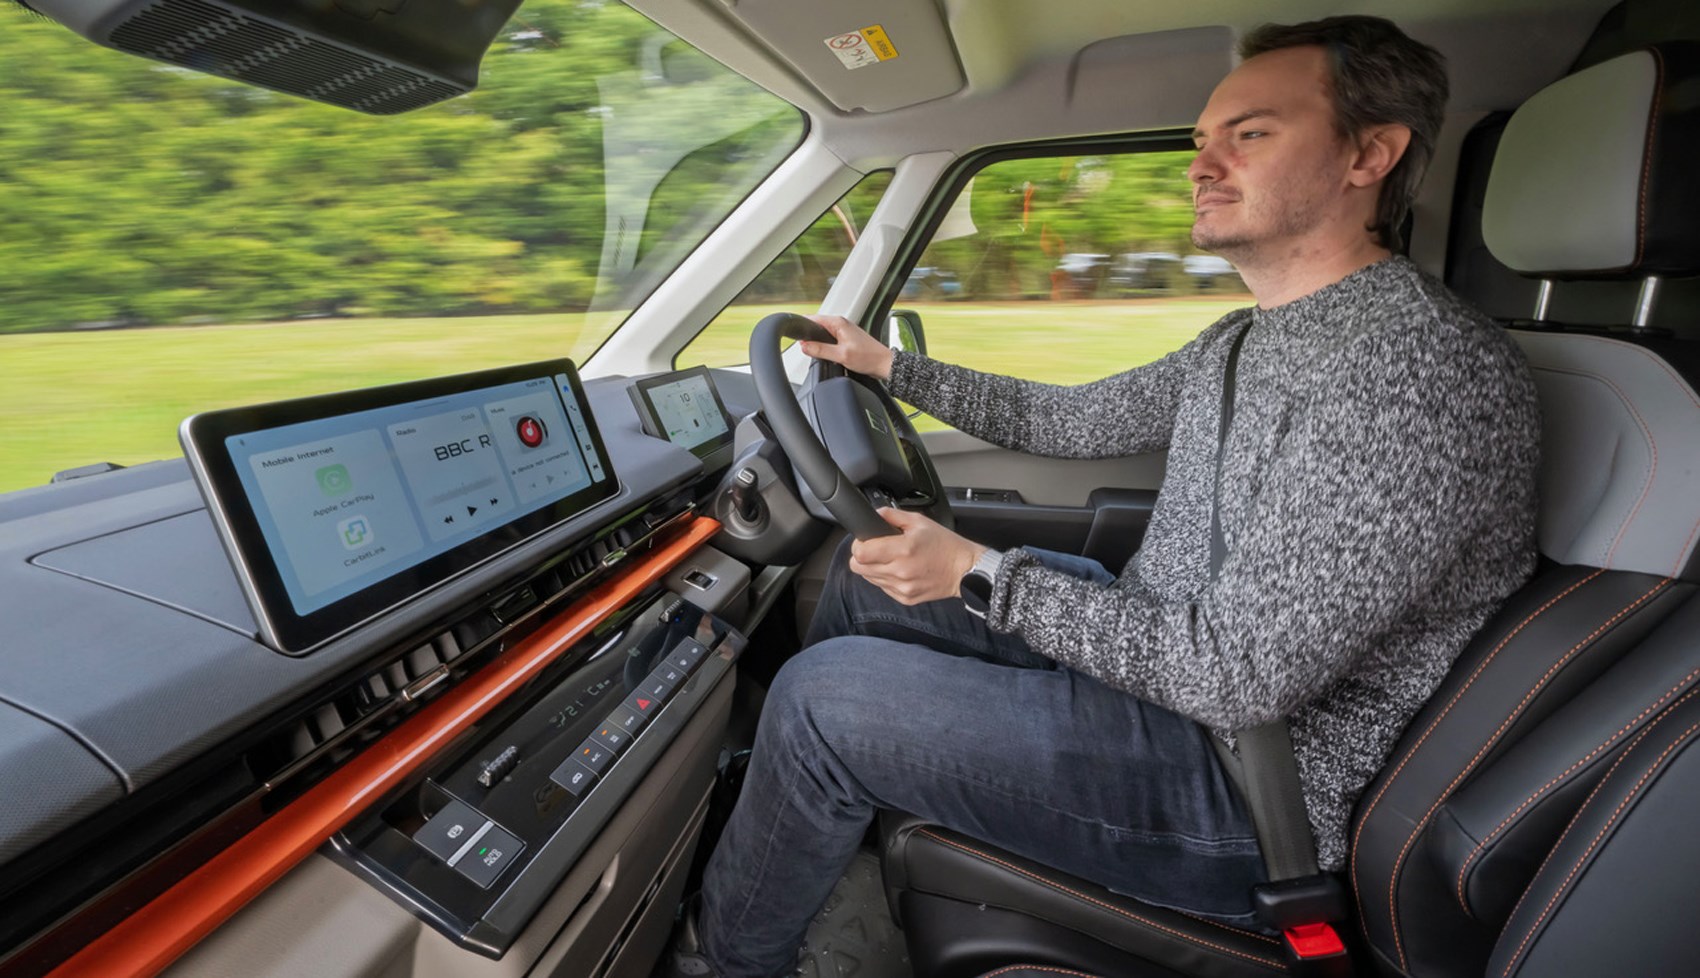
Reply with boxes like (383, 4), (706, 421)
(887, 257), (1540, 871)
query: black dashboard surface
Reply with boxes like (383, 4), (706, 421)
(0, 371), (758, 870)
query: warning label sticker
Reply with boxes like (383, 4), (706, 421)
(824, 25), (898, 70)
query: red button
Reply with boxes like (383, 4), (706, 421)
(516, 416), (545, 448)
(1284, 923), (1345, 959)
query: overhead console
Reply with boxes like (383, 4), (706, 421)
(181, 360), (618, 653)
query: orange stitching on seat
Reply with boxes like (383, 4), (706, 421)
(1169, 905), (1282, 945)
(1496, 718), (1661, 942)
(1499, 717), (1700, 977)
(1453, 677), (1700, 915)
(1523, 335), (1700, 574)
(913, 829), (1286, 969)
(1630, 48), (1664, 271)
(978, 967), (1104, 978)
(1348, 569), (1603, 934)
(1554, 333), (1700, 575)
(1384, 577), (1669, 969)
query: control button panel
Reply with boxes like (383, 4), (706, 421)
(635, 674), (673, 704)
(552, 761), (596, 796)
(336, 598), (745, 962)
(412, 800), (526, 889)
(570, 739), (615, 775)
(654, 664), (687, 690)
(605, 704), (645, 737)
(589, 720), (632, 753)
(453, 823), (523, 889)
(622, 688), (662, 719)
(413, 799), (488, 863)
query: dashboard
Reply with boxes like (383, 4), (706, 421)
(0, 366), (765, 977)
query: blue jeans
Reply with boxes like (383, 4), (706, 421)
(698, 542), (1264, 977)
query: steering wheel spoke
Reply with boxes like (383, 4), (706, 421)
(749, 313), (950, 540)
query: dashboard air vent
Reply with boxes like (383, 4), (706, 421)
(280, 630), (462, 765)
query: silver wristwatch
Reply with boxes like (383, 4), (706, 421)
(959, 548), (1004, 619)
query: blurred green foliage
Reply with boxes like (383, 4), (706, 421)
(0, 0), (800, 333)
(0, 0), (1210, 340)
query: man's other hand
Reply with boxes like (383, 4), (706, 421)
(849, 507), (987, 605)
(800, 315), (896, 380)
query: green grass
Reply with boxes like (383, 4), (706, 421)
(0, 297), (1248, 494)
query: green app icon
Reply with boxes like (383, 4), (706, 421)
(315, 464), (353, 497)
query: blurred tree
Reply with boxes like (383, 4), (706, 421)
(0, 0), (798, 332)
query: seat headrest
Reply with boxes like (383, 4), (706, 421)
(1483, 43), (1700, 280)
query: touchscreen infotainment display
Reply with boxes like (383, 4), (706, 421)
(628, 366), (734, 460)
(181, 360), (618, 653)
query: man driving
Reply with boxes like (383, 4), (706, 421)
(671, 15), (1540, 978)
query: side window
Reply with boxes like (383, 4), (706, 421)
(897, 151), (1248, 425)
(677, 171), (894, 367)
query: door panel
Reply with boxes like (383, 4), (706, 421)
(923, 429), (1166, 507)
(923, 429), (1165, 569)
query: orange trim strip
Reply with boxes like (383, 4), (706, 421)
(48, 516), (721, 978)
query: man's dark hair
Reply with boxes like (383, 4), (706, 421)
(1240, 16), (1448, 252)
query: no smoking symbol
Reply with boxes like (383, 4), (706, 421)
(828, 33), (863, 49)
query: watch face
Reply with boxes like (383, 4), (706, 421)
(961, 570), (993, 615)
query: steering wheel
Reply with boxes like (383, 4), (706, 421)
(749, 312), (950, 540)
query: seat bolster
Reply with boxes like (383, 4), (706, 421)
(1349, 565), (1683, 975)
(883, 818), (1286, 978)
(1488, 691), (1700, 978)
(1427, 585), (1700, 925)
(1513, 330), (1700, 581)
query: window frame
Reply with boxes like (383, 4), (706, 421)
(668, 166), (896, 370)
(862, 131), (1197, 345)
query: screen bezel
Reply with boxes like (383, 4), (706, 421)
(180, 359), (619, 654)
(629, 366), (735, 460)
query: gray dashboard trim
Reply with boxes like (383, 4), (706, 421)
(0, 379), (708, 862)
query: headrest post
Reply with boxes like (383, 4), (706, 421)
(1632, 276), (1661, 329)
(1533, 280), (1555, 322)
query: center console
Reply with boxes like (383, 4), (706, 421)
(329, 593), (743, 958)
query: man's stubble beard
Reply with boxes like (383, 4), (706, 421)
(1190, 175), (1334, 268)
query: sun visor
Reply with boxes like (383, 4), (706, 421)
(707, 0), (964, 112)
(29, 0), (524, 114)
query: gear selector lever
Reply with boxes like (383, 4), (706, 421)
(730, 467), (761, 523)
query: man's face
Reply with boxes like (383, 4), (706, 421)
(1188, 46), (1358, 261)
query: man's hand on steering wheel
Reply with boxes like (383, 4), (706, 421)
(748, 310), (951, 540)
(800, 314), (894, 380)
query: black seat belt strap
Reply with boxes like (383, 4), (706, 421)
(1208, 321), (1321, 883)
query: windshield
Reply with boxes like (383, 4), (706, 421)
(0, 0), (802, 494)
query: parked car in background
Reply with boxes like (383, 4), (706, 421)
(1182, 253), (1244, 292)
(1051, 252), (1111, 298)
(900, 266), (963, 300)
(1109, 251), (1185, 294)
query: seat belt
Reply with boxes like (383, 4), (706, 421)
(1209, 323), (1350, 973)
(1209, 321), (1317, 880)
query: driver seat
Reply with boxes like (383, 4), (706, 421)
(880, 42), (1700, 978)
